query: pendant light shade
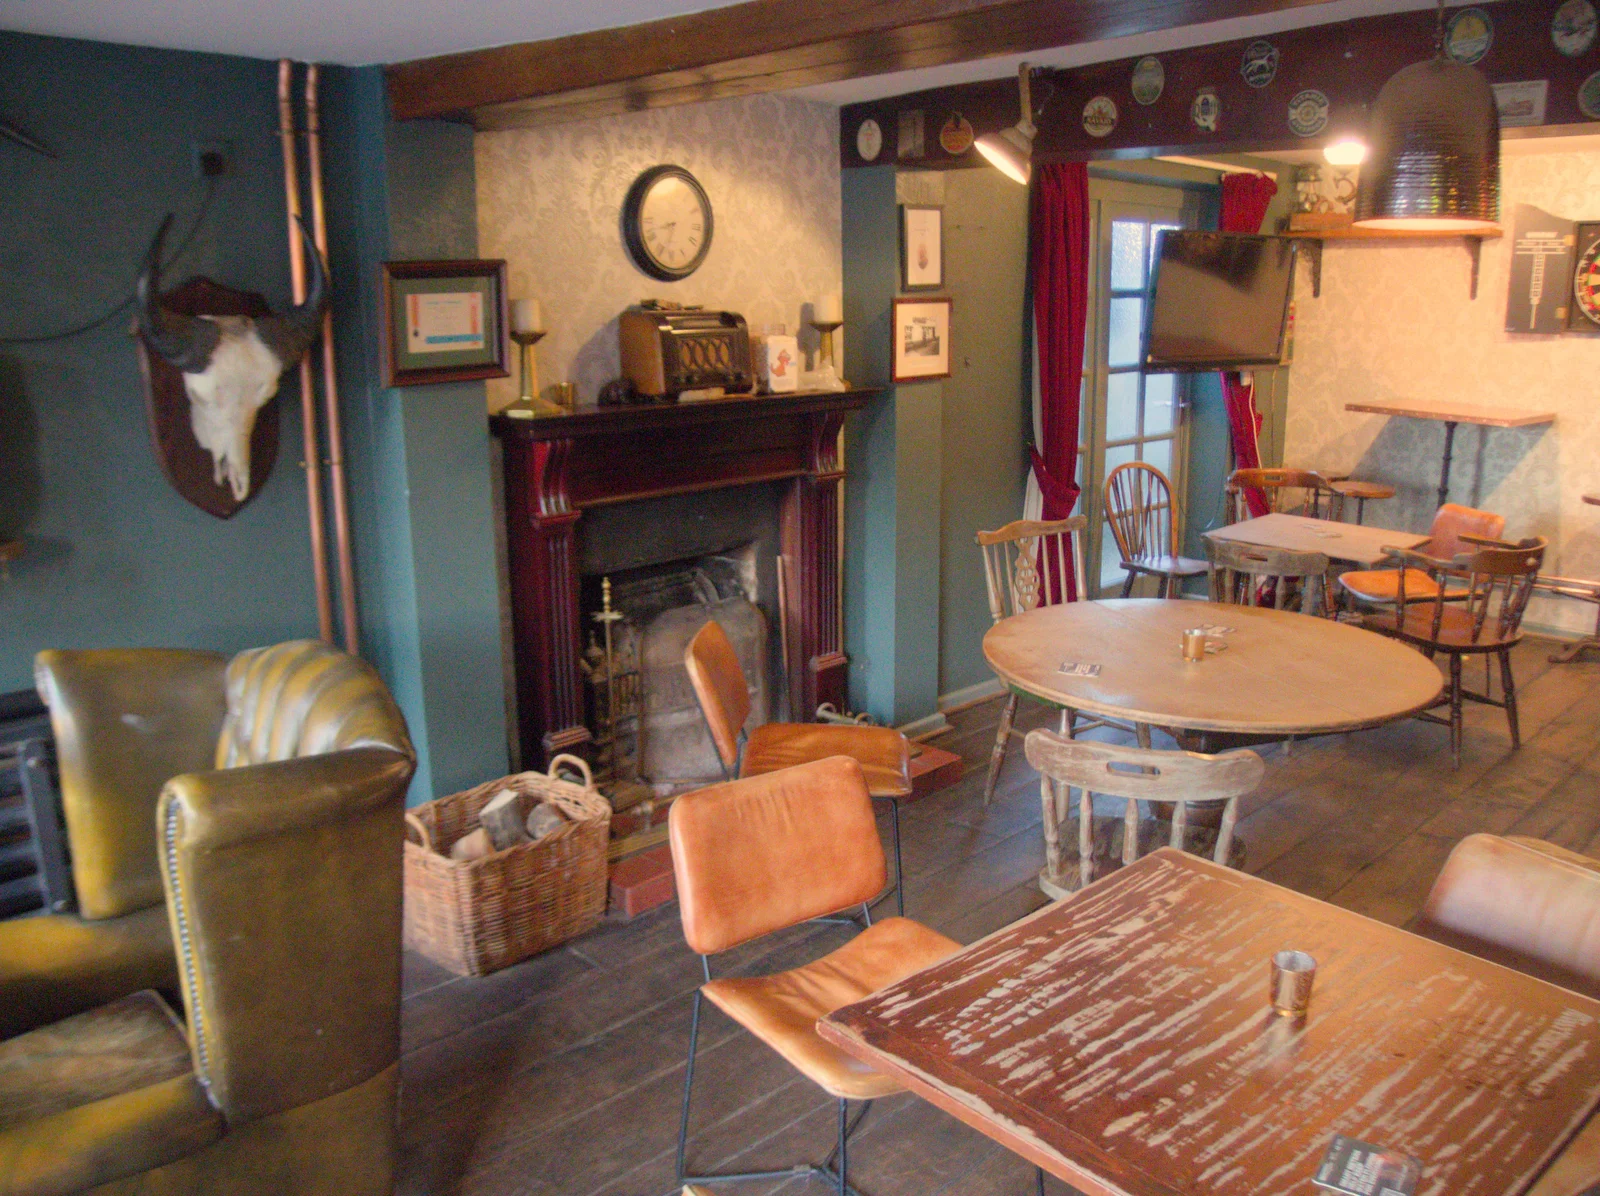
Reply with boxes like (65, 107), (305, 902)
(976, 63), (1036, 185)
(1354, 55), (1500, 231)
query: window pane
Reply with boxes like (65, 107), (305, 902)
(1141, 438), (1173, 478)
(1105, 372), (1139, 442)
(1150, 223), (1180, 273)
(1110, 221), (1147, 291)
(1107, 297), (1144, 367)
(1144, 373), (1177, 436)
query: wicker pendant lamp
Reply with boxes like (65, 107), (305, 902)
(1354, 0), (1500, 231)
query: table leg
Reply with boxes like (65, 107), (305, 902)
(1437, 420), (1458, 509)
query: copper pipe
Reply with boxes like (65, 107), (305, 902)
(304, 65), (360, 653)
(279, 59), (334, 643)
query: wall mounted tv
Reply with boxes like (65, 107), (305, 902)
(1142, 231), (1298, 371)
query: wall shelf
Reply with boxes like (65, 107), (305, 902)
(1284, 226), (1503, 300)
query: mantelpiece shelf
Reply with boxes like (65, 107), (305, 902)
(1284, 226), (1503, 300)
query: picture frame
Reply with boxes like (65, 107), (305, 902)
(892, 296), (952, 382)
(381, 259), (510, 387)
(900, 205), (944, 289)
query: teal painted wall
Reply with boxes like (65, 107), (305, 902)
(938, 169), (1030, 696)
(0, 31), (320, 692)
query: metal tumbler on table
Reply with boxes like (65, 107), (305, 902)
(1270, 950), (1316, 1016)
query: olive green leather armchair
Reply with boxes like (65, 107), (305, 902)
(0, 639), (415, 1194)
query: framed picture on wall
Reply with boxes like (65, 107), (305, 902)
(381, 259), (510, 386)
(900, 205), (944, 289)
(892, 297), (952, 382)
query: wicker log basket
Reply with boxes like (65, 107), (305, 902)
(403, 755), (612, 977)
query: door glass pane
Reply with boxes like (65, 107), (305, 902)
(1105, 372), (1139, 442)
(1142, 439), (1173, 478)
(1110, 221), (1147, 291)
(1107, 297), (1143, 367)
(1150, 223), (1180, 272)
(1144, 373), (1177, 436)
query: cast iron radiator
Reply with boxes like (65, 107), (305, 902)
(0, 689), (72, 919)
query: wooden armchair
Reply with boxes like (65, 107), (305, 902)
(1367, 536), (1545, 766)
(1023, 730), (1264, 896)
(1205, 538), (1334, 617)
(1226, 468), (1343, 523)
(1337, 502), (1506, 611)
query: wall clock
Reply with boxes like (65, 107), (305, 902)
(622, 165), (713, 282)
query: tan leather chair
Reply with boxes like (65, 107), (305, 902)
(2, 641), (414, 1040)
(668, 756), (959, 1194)
(683, 619), (915, 914)
(0, 639), (415, 1195)
(1337, 502), (1506, 610)
(1418, 834), (1600, 1002)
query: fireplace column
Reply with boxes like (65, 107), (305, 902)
(782, 411), (848, 720)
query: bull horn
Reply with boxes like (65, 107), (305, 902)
(257, 216), (328, 369)
(135, 213), (220, 372)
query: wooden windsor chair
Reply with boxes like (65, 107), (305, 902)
(1103, 461), (1208, 598)
(1023, 729), (1264, 895)
(975, 516), (1122, 807)
(1367, 536), (1546, 767)
(1225, 467), (1344, 524)
(1205, 537), (1335, 617)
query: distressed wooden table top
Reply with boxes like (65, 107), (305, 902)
(982, 599), (1441, 736)
(1344, 398), (1557, 428)
(819, 850), (1600, 1196)
(1203, 512), (1428, 567)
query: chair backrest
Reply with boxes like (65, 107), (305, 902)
(668, 756), (886, 955)
(975, 516), (1087, 622)
(1205, 538), (1333, 615)
(1104, 462), (1180, 568)
(1225, 468), (1341, 523)
(683, 619), (751, 773)
(1024, 731), (1264, 890)
(1395, 536), (1546, 645)
(1425, 503), (1506, 559)
(160, 725), (416, 1125)
(1419, 833), (1600, 1000)
(216, 639), (414, 768)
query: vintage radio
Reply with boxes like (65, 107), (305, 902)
(618, 305), (754, 400)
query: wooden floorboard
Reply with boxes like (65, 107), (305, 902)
(399, 635), (1599, 1196)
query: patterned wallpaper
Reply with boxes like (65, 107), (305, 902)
(1284, 146), (1600, 635)
(476, 95), (842, 409)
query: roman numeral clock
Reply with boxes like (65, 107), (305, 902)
(622, 165), (714, 282)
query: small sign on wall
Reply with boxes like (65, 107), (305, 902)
(1506, 203), (1574, 334)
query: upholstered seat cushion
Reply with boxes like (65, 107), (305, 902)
(1124, 554), (1208, 577)
(741, 724), (912, 798)
(701, 916), (960, 1100)
(1338, 567), (1469, 606)
(0, 991), (221, 1195)
(1367, 603), (1521, 651)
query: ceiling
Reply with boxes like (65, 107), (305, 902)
(2, 0), (1496, 80)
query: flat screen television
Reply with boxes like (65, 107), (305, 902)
(1142, 231), (1298, 371)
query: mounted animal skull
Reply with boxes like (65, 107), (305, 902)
(136, 215), (327, 502)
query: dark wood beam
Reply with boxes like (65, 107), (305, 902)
(385, 0), (1328, 128)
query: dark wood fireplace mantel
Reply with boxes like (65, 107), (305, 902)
(493, 388), (878, 767)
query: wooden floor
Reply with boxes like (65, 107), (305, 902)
(398, 636), (1600, 1196)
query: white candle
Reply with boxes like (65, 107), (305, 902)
(511, 298), (543, 333)
(815, 293), (843, 324)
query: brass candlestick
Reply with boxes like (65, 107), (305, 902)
(510, 329), (564, 415)
(807, 319), (846, 390)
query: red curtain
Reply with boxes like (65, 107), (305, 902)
(1029, 162), (1090, 600)
(1218, 172), (1281, 519)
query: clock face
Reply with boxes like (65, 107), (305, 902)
(623, 165), (713, 281)
(1575, 230), (1600, 328)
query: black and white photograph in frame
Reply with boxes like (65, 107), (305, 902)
(900, 205), (943, 289)
(892, 296), (952, 382)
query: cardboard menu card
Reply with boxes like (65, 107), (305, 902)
(1313, 1135), (1421, 1196)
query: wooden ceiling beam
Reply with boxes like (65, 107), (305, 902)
(386, 0), (1326, 128)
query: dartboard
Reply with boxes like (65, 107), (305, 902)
(1576, 226), (1600, 328)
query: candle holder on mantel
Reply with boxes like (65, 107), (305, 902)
(509, 329), (565, 416)
(807, 320), (848, 392)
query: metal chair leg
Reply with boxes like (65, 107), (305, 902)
(1037, 1166), (1047, 1195)
(675, 989), (703, 1187)
(984, 692), (1019, 806)
(837, 1098), (849, 1196)
(890, 797), (905, 917)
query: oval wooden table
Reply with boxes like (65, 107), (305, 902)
(984, 598), (1444, 895)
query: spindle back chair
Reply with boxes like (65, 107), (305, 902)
(1205, 538), (1334, 617)
(1103, 462), (1208, 599)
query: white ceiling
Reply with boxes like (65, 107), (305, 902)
(0, 0), (749, 66)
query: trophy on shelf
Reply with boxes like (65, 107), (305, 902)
(807, 293), (848, 392)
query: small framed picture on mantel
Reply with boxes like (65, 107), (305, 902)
(381, 259), (510, 387)
(892, 296), (952, 383)
(900, 204), (943, 289)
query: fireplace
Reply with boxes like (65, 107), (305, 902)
(493, 388), (875, 774)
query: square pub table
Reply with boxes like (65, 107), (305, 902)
(1203, 512), (1427, 567)
(819, 850), (1600, 1196)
